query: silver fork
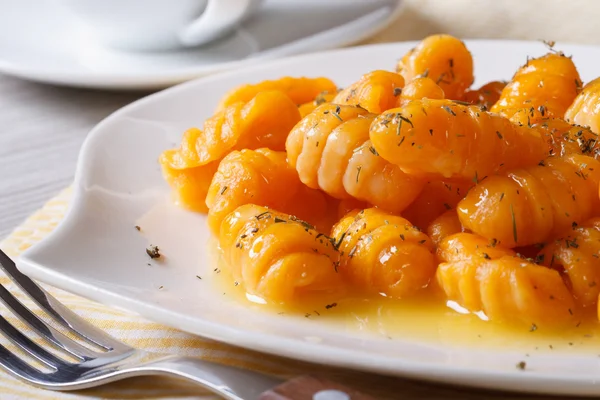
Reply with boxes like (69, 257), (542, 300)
(0, 249), (373, 400)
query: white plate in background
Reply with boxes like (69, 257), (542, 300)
(18, 41), (600, 396)
(0, 0), (402, 90)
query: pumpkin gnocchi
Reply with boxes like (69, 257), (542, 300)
(219, 204), (344, 304)
(160, 34), (600, 331)
(565, 77), (600, 134)
(216, 76), (337, 111)
(458, 154), (600, 247)
(205, 148), (328, 235)
(332, 70), (405, 113)
(369, 99), (547, 180)
(396, 34), (474, 100)
(286, 104), (425, 214)
(331, 208), (436, 299)
(491, 52), (581, 126)
(160, 91), (301, 212)
(436, 233), (577, 327)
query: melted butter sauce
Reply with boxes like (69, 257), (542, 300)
(209, 243), (600, 354)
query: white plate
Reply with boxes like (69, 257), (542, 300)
(0, 0), (401, 90)
(18, 41), (600, 396)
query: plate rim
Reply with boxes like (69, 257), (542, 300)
(18, 39), (600, 396)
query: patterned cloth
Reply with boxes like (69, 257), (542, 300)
(0, 189), (441, 400)
(0, 188), (302, 400)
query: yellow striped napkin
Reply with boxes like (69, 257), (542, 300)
(0, 188), (480, 400)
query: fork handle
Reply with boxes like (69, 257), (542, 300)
(260, 375), (375, 400)
(140, 356), (373, 400)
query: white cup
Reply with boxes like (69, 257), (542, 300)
(58, 0), (263, 52)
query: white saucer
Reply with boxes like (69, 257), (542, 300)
(0, 0), (402, 90)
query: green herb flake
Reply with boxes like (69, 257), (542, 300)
(442, 105), (457, 116)
(255, 211), (271, 220)
(398, 115), (414, 128)
(368, 146), (379, 156)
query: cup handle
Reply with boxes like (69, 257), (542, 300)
(178, 0), (261, 47)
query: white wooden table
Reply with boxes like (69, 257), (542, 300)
(0, 74), (146, 239)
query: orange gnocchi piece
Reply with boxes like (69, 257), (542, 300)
(369, 99), (547, 180)
(538, 218), (600, 307)
(491, 53), (581, 126)
(462, 80), (506, 110)
(219, 204), (344, 304)
(286, 104), (425, 214)
(402, 180), (472, 231)
(437, 233), (576, 327)
(565, 77), (600, 134)
(298, 91), (338, 118)
(458, 154), (600, 248)
(331, 208), (436, 298)
(332, 70), (405, 113)
(160, 161), (219, 213)
(427, 209), (464, 246)
(533, 118), (600, 158)
(205, 148), (328, 235)
(216, 76), (337, 111)
(397, 77), (445, 106)
(160, 91), (301, 212)
(397, 34), (474, 100)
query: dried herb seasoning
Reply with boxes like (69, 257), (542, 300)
(146, 245), (161, 259)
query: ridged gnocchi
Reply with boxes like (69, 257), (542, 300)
(491, 53), (581, 126)
(216, 76), (337, 111)
(437, 233), (577, 327)
(538, 218), (600, 307)
(565, 77), (600, 134)
(286, 104), (425, 214)
(205, 148), (328, 235)
(160, 91), (301, 212)
(396, 34), (474, 100)
(369, 99), (548, 180)
(331, 208), (436, 298)
(332, 70), (405, 113)
(458, 154), (600, 247)
(219, 204), (344, 304)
